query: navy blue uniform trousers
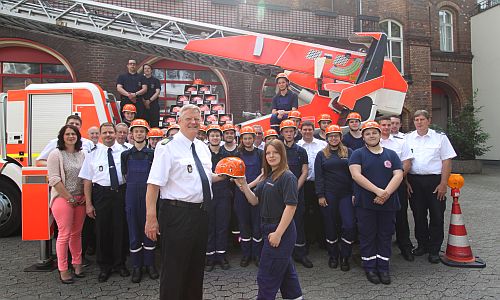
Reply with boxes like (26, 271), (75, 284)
(320, 192), (356, 258)
(356, 207), (396, 273)
(257, 221), (302, 300)
(234, 188), (262, 259)
(206, 184), (232, 262)
(125, 159), (155, 268)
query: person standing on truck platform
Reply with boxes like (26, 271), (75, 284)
(37, 115), (93, 166)
(141, 64), (161, 128)
(235, 139), (303, 300)
(270, 73), (298, 133)
(79, 122), (130, 283)
(117, 59), (147, 120)
(144, 104), (226, 300)
(121, 119), (158, 283)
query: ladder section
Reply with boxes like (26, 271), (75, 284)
(0, 0), (281, 76)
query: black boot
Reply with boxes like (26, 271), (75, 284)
(340, 257), (350, 271)
(146, 265), (159, 279)
(365, 271), (380, 284)
(328, 257), (338, 269)
(131, 268), (142, 283)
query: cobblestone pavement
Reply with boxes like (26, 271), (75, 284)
(1, 164), (499, 299)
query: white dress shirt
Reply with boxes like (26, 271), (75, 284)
(37, 137), (93, 160)
(380, 135), (413, 161)
(116, 141), (133, 150)
(78, 142), (126, 186)
(147, 132), (213, 203)
(405, 129), (456, 175)
(391, 131), (405, 139)
(297, 138), (327, 181)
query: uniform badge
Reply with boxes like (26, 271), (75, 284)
(384, 160), (392, 168)
(161, 136), (173, 145)
(99, 166), (103, 172)
(187, 164), (193, 173)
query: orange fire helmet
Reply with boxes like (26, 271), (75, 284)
(148, 127), (163, 138)
(288, 110), (302, 120)
(130, 118), (150, 131)
(264, 129), (279, 139)
(199, 124), (208, 133)
(240, 126), (256, 136)
(207, 124), (222, 134)
(346, 112), (362, 122)
(122, 104), (137, 113)
(325, 124), (342, 136)
(361, 121), (381, 133)
(221, 123), (236, 133)
(166, 123), (180, 135)
(317, 113), (332, 123)
(276, 72), (289, 83)
(215, 157), (246, 178)
(279, 119), (297, 131)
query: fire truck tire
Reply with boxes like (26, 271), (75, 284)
(0, 179), (21, 237)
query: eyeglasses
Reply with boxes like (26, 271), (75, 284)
(255, 132), (263, 135)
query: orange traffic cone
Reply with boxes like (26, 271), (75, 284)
(440, 174), (486, 268)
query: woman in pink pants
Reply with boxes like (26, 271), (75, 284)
(48, 124), (87, 284)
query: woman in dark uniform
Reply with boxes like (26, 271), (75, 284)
(314, 124), (355, 271)
(348, 121), (403, 285)
(236, 139), (303, 300)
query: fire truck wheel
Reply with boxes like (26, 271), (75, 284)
(0, 179), (21, 237)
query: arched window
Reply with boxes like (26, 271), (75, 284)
(379, 20), (403, 73)
(0, 46), (73, 92)
(439, 10), (454, 52)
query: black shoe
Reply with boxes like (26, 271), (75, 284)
(401, 249), (415, 262)
(118, 266), (130, 277)
(412, 247), (428, 256)
(297, 256), (313, 268)
(131, 268), (142, 283)
(220, 259), (230, 270)
(240, 256), (251, 267)
(365, 271), (380, 284)
(82, 257), (93, 267)
(428, 253), (440, 264)
(254, 257), (260, 267)
(328, 257), (338, 269)
(205, 260), (215, 272)
(98, 270), (111, 283)
(378, 272), (391, 285)
(59, 272), (74, 284)
(340, 257), (350, 271)
(146, 266), (159, 279)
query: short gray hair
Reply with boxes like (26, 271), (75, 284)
(179, 104), (201, 118)
(414, 110), (430, 119)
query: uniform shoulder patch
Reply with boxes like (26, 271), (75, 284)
(90, 145), (98, 152)
(393, 135), (403, 139)
(161, 136), (174, 145)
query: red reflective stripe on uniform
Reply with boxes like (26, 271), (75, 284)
(449, 224), (468, 236)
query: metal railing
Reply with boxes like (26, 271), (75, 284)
(474, 0), (500, 15)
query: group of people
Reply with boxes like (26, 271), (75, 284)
(36, 67), (457, 300)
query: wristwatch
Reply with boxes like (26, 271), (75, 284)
(68, 197), (76, 204)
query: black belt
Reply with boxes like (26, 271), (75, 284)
(261, 216), (281, 224)
(162, 199), (204, 209)
(92, 183), (125, 192)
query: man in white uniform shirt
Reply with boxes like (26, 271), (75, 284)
(390, 115), (405, 138)
(378, 116), (415, 262)
(144, 104), (226, 300)
(253, 124), (265, 150)
(36, 115), (93, 166)
(79, 122), (130, 282)
(297, 120), (327, 248)
(115, 123), (133, 150)
(405, 110), (456, 264)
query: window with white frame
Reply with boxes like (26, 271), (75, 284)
(439, 10), (454, 52)
(379, 20), (403, 73)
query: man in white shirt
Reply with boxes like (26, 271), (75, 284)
(87, 126), (100, 145)
(391, 115), (405, 138)
(297, 120), (327, 248)
(378, 116), (414, 261)
(36, 115), (93, 166)
(115, 123), (133, 150)
(79, 122), (130, 282)
(405, 110), (456, 264)
(253, 124), (265, 150)
(144, 104), (226, 300)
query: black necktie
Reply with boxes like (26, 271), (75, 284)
(191, 143), (211, 203)
(108, 147), (119, 189)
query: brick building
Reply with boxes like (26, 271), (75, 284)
(0, 0), (477, 131)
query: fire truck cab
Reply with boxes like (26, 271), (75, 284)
(0, 82), (118, 237)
